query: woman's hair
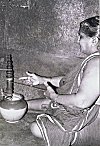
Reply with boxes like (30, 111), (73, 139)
(79, 16), (99, 38)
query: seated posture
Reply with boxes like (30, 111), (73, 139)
(20, 16), (100, 146)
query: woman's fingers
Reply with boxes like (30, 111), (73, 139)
(19, 77), (28, 80)
(19, 72), (39, 85)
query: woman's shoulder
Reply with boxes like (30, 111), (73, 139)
(87, 56), (99, 67)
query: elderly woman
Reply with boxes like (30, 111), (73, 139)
(20, 16), (100, 146)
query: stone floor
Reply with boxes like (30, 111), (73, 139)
(0, 112), (45, 146)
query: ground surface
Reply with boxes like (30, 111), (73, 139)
(0, 112), (45, 146)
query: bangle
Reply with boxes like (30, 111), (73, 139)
(50, 100), (59, 109)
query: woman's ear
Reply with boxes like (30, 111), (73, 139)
(92, 37), (98, 46)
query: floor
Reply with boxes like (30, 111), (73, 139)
(0, 112), (45, 146)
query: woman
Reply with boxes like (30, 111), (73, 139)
(20, 16), (100, 146)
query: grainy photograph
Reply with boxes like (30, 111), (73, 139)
(0, 0), (100, 146)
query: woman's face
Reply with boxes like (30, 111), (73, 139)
(78, 32), (92, 55)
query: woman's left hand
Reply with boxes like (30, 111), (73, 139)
(44, 84), (58, 101)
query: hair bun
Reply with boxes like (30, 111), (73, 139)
(79, 16), (99, 37)
(87, 16), (99, 27)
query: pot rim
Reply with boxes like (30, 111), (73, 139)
(6, 93), (23, 101)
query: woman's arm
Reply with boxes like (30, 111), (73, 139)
(49, 58), (99, 109)
(19, 71), (64, 87)
(43, 76), (64, 87)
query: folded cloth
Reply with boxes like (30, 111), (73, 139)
(36, 104), (87, 146)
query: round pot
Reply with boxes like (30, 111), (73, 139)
(0, 93), (27, 123)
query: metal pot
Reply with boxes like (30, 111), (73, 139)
(0, 93), (27, 123)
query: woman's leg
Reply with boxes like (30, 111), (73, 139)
(27, 98), (51, 138)
(30, 122), (43, 138)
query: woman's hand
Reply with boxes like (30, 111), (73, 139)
(44, 83), (58, 101)
(19, 71), (45, 86)
(44, 83), (59, 109)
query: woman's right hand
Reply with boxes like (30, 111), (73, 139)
(19, 71), (44, 86)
